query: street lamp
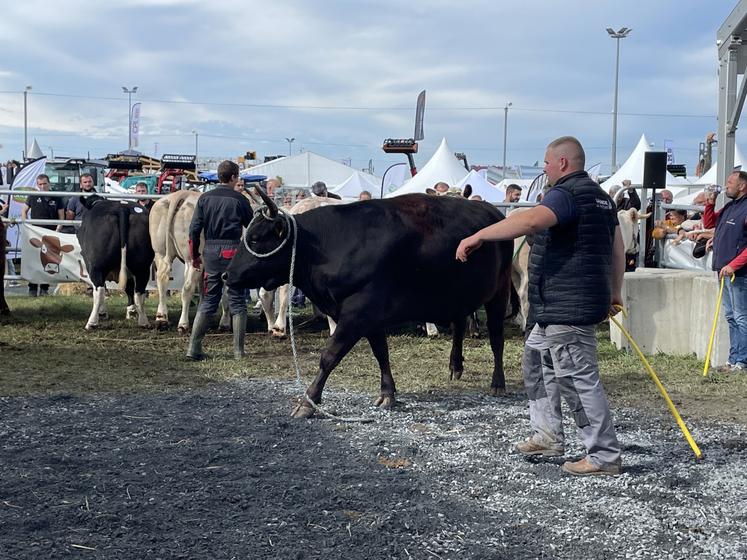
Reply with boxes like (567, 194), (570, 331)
(23, 85), (32, 158)
(122, 86), (138, 150)
(606, 27), (632, 173)
(192, 130), (199, 162)
(285, 137), (295, 156)
(502, 102), (512, 180)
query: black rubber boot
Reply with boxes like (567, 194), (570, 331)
(186, 312), (210, 360)
(233, 313), (247, 359)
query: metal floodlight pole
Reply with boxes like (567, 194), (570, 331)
(502, 102), (512, 180)
(285, 137), (295, 156)
(192, 130), (198, 161)
(122, 86), (138, 150)
(23, 85), (32, 158)
(607, 27), (631, 174)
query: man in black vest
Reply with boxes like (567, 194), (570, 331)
(457, 136), (625, 476)
(187, 160), (253, 361)
(703, 170), (747, 372)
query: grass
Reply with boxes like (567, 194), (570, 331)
(1, 293), (746, 425)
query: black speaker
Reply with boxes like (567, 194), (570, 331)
(643, 152), (668, 190)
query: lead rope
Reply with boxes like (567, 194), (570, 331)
(246, 207), (371, 423)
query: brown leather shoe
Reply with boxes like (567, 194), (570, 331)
(561, 456), (621, 476)
(516, 438), (564, 457)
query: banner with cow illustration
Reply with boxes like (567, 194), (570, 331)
(19, 223), (185, 289)
(20, 224), (89, 284)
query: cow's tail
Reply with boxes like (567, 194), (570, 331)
(164, 193), (184, 263)
(118, 206), (130, 291)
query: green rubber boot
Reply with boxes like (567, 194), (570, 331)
(186, 312), (210, 360)
(233, 313), (247, 359)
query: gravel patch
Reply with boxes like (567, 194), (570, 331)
(1, 379), (745, 559)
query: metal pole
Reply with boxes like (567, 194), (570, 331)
(128, 91), (132, 150)
(195, 132), (199, 161)
(23, 89), (28, 158)
(611, 37), (620, 173)
(502, 102), (511, 180)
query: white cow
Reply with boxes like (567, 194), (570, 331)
(149, 190), (231, 333)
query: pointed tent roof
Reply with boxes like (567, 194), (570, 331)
(385, 138), (469, 197)
(27, 138), (44, 159)
(691, 145), (747, 185)
(600, 134), (690, 189)
(330, 171), (382, 199)
(453, 170), (505, 202)
(247, 151), (380, 189)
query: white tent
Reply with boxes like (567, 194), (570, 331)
(248, 151), (380, 189)
(385, 138), (469, 197)
(330, 171), (382, 199)
(453, 170), (505, 202)
(27, 138), (44, 159)
(600, 134), (691, 190)
(691, 145), (747, 185)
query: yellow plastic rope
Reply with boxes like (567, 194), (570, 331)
(703, 274), (733, 377)
(610, 309), (703, 460)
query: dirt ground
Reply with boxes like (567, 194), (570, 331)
(1, 295), (747, 558)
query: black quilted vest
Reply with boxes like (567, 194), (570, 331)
(528, 171), (617, 326)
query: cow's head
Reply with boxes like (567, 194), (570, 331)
(617, 208), (651, 255)
(225, 187), (293, 291)
(29, 235), (74, 274)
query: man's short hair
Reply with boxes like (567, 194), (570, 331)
(506, 184), (522, 193)
(547, 136), (585, 169)
(732, 170), (747, 184)
(135, 181), (148, 190)
(36, 174), (50, 182)
(80, 172), (92, 180)
(217, 160), (240, 184)
(311, 181), (328, 196)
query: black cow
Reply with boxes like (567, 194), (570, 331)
(225, 189), (513, 418)
(77, 195), (154, 330)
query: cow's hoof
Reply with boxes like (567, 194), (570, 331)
(177, 325), (190, 335)
(98, 312), (109, 320)
(291, 403), (315, 419)
(218, 325), (231, 333)
(450, 369), (464, 381)
(155, 320), (169, 331)
(271, 329), (287, 339)
(84, 323), (98, 331)
(373, 395), (395, 409)
(125, 305), (136, 320)
(489, 387), (507, 397)
(138, 322), (150, 329)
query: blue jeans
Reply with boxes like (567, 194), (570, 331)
(722, 274), (747, 366)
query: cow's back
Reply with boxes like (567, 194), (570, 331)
(296, 194), (512, 324)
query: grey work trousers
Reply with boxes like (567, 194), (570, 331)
(523, 324), (620, 468)
(198, 241), (246, 316)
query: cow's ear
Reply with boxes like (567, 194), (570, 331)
(29, 238), (41, 248)
(61, 244), (74, 253)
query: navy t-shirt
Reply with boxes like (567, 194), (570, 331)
(540, 188), (578, 226)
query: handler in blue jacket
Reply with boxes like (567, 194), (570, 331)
(456, 136), (626, 477)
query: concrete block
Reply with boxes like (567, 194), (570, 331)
(609, 268), (729, 366)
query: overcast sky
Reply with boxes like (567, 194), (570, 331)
(0, 1), (738, 175)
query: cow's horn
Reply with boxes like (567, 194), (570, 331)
(638, 212), (652, 220)
(255, 186), (278, 218)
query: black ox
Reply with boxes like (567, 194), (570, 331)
(78, 195), (154, 330)
(226, 189), (513, 418)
